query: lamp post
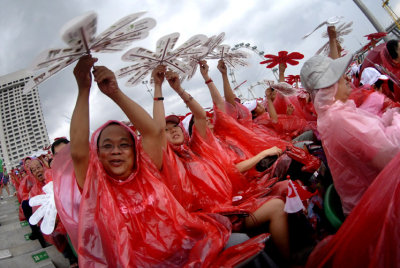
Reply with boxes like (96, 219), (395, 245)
(353, 0), (390, 42)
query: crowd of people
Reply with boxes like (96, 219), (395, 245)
(4, 24), (400, 267)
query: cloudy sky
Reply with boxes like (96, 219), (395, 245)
(1, 0), (399, 143)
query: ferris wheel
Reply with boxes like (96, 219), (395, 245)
(230, 42), (279, 100)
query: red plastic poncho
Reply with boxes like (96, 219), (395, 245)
(306, 151), (400, 267)
(314, 83), (400, 215)
(18, 158), (35, 201)
(77, 120), (243, 267)
(255, 113), (310, 141)
(271, 93), (318, 135)
(161, 123), (279, 232)
(214, 105), (321, 173)
(360, 43), (400, 102)
(18, 176), (33, 221)
(189, 126), (278, 205)
(28, 163), (68, 253)
(52, 144), (82, 250)
(18, 158), (36, 221)
(162, 125), (271, 216)
(349, 85), (400, 116)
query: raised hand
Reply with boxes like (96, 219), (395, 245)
(264, 146), (283, 157)
(287, 103), (294, 115)
(217, 59), (228, 75)
(199, 60), (210, 80)
(327, 25), (337, 40)
(93, 66), (120, 97)
(73, 55), (98, 91)
(152, 65), (166, 86)
(166, 70), (182, 91)
(265, 87), (274, 100)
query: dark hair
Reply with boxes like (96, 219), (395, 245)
(386, 40), (399, 60)
(374, 79), (384, 90)
(388, 79), (394, 93)
(51, 138), (70, 154)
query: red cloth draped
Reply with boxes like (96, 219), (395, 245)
(306, 151), (400, 267)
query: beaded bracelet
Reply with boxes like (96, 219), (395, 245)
(153, 97), (164, 101)
(205, 79), (213, 84)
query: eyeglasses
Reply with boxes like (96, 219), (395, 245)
(99, 143), (133, 152)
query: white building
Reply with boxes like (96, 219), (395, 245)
(0, 70), (50, 170)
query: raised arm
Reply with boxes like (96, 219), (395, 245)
(166, 71), (207, 138)
(217, 60), (237, 106)
(235, 146), (282, 173)
(327, 26), (340, 59)
(199, 60), (225, 112)
(93, 66), (163, 170)
(265, 87), (278, 122)
(70, 55), (97, 189)
(278, 63), (286, 83)
(151, 65), (168, 148)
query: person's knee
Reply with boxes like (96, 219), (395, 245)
(267, 199), (287, 221)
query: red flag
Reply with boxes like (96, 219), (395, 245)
(284, 179), (315, 213)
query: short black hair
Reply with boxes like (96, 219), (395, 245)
(386, 40), (399, 60)
(374, 79), (384, 89)
(51, 138), (70, 154)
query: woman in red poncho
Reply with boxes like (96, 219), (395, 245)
(19, 158), (49, 248)
(152, 64), (290, 260)
(70, 55), (266, 267)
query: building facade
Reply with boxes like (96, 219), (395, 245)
(0, 70), (50, 170)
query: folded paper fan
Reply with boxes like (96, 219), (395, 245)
(24, 11), (156, 94)
(302, 16), (344, 39)
(117, 33), (208, 86)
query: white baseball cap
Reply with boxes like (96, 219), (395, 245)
(360, 67), (389, 86)
(300, 53), (353, 91)
(242, 100), (257, 111)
